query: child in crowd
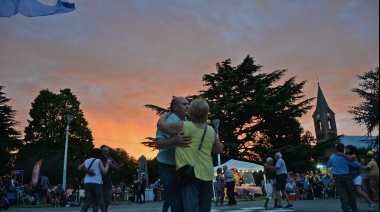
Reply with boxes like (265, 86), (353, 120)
(51, 191), (60, 207)
(59, 191), (67, 207)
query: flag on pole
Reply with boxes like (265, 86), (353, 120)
(0, 0), (75, 18)
(31, 159), (43, 185)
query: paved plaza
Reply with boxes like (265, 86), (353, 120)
(8, 197), (379, 212)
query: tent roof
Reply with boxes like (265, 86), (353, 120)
(339, 135), (377, 149)
(214, 159), (263, 172)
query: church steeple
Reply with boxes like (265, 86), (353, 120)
(316, 83), (330, 112)
(312, 83), (338, 143)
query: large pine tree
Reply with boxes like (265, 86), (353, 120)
(0, 85), (21, 176)
(200, 55), (314, 161)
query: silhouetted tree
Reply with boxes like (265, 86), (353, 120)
(348, 67), (379, 147)
(200, 55), (314, 161)
(16, 88), (94, 183)
(108, 147), (138, 185)
(0, 85), (22, 176)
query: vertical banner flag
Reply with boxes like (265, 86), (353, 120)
(31, 159), (43, 185)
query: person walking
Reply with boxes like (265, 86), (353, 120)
(78, 148), (111, 212)
(214, 167), (225, 206)
(223, 165), (237, 206)
(264, 152), (293, 209)
(263, 157), (277, 209)
(327, 143), (362, 212)
(154, 96), (192, 212)
(157, 99), (224, 212)
(93, 145), (119, 212)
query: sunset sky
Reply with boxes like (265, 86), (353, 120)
(1, 0), (378, 160)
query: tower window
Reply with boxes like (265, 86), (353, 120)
(318, 121), (322, 130)
(328, 119), (332, 130)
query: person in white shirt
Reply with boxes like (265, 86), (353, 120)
(78, 148), (111, 212)
(285, 178), (297, 195)
(223, 165), (237, 206)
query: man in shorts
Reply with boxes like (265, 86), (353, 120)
(265, 152), (293, 209)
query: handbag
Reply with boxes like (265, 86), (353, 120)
(175, 125), (207, 186)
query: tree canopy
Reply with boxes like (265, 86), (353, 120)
(200, 56), (314, 162)
(0, 85), (22, 176)
(15, 88), (94, 184)
(348, 67), (379, 142)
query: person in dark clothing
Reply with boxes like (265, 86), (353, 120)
(311, 175), (324, 199)
(131, 175), (141, 203)
(73, 177), (80, 191)
(139, 173), (147, 203)
(0, 193), (9, 210)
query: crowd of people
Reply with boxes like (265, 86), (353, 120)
(0, 170), (161, 210)
(0, 177), (83, 208)
(261, 143), (379, 212)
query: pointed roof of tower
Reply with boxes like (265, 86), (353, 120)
(316, 83), (330, 112)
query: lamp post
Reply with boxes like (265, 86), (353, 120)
(212, 119), (221, 166)
(62, 114), (75, 192)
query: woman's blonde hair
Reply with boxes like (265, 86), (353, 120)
(188, 99), (209, 123)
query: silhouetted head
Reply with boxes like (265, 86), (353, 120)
(336, 143), (345, 153)
(91, 148), (102, 158)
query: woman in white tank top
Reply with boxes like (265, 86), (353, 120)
(78, 148), (111, 212)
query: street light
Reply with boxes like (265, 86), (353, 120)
(212, 119), (221, 166)
(62, 114), (75, 192)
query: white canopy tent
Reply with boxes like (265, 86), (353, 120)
(214, 159), (264, 185)
(214, 159), (264, 172)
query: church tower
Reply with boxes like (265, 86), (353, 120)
(312, 83), (338, 143)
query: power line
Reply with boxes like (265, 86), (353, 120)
(93, 137), (150, 144)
